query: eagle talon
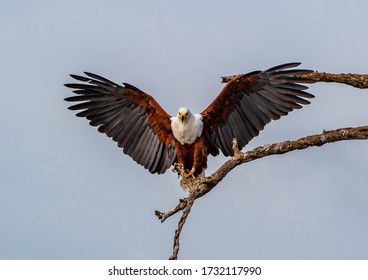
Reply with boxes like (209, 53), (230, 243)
(179, 170), (195, 179)
(172, 163), (186, 177)
(189, 172), (196, 179)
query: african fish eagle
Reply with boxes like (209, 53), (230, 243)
(64, 62), (313, 189)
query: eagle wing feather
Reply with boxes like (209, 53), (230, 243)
(201, 62), (314, 156)
(64, 72), (176, 174)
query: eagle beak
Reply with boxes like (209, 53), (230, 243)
(180, 114), (185, 122)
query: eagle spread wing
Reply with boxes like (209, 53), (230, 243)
(201, 62), (314, 156)
(65, 62), (313, 176)
(64, 73), (176, 174)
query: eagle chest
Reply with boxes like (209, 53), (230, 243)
(171, 115), (203, 145)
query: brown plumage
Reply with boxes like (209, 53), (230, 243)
(175, 137), (208, 175)
(64, 62), (314, 180)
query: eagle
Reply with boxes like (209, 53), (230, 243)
(64, 62), (313, 189)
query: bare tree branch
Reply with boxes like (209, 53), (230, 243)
(155, 70), (368, 260)
(299, 72), (368, 89)
(156, 125), (368, 222)
(221, 71), (368, 89)
(168, 187), (198, 260)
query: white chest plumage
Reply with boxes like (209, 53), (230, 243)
(171, 112), (203, 145)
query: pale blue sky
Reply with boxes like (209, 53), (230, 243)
(1, 0), (368, 259)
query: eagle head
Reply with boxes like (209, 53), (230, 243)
(178, 107), (190, 122)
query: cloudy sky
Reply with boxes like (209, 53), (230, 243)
(1, 0), (368, 260)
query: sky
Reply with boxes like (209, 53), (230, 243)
(1, 0), (368, 260)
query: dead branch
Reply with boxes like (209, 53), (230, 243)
(168, 187), (198, 260)
(221, 71), (368, 89)
(299, 72), (368, 89)
(158, 125), (368, 259)
(156, 125), (368, 221)
(156, 70), (368, 260)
